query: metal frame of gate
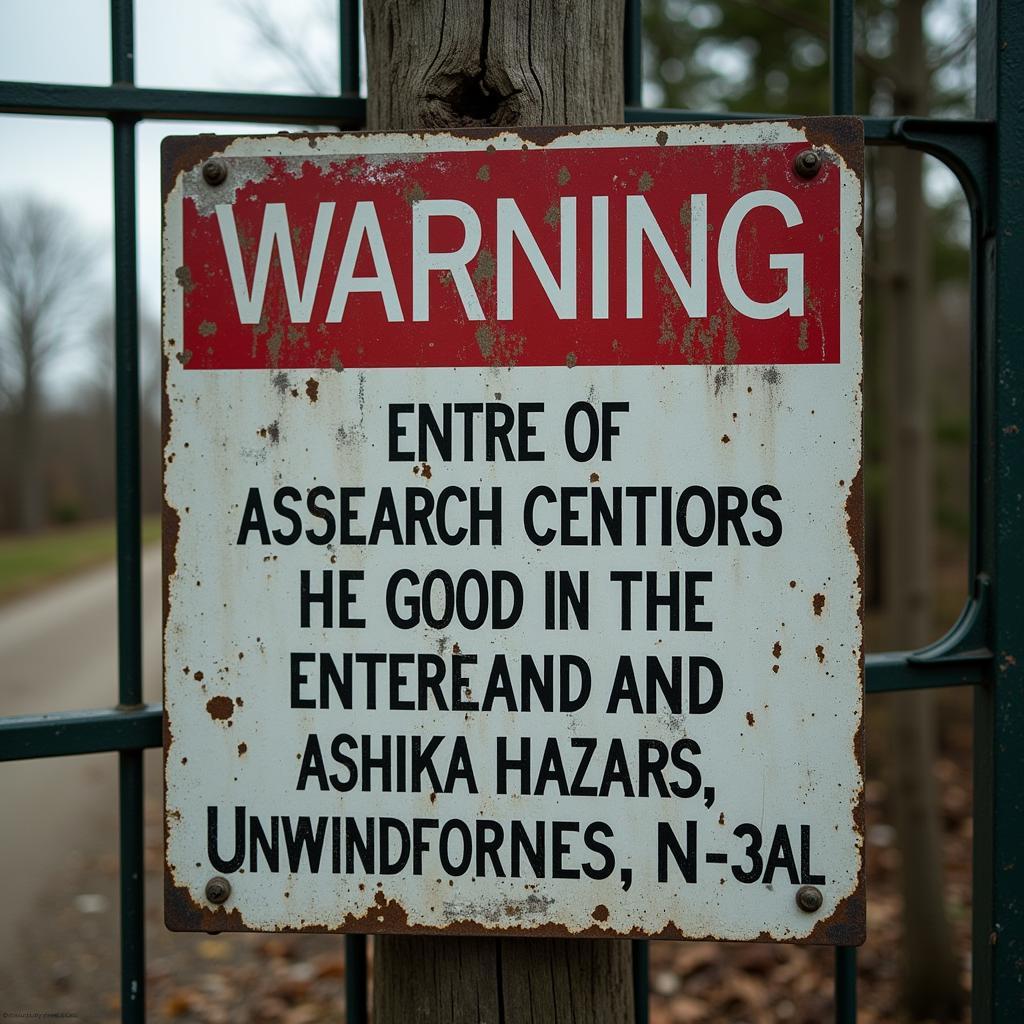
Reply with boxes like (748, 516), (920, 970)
(0, 0), (1019, 1020)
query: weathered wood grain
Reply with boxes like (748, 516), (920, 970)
(365, 1), (633, 1020)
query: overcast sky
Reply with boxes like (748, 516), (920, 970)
(0, 0), (342, 396)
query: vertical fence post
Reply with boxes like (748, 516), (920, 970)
(340, 0), (361, 97)
(974, 1), (1024, 1021)
(338, 7), (368, 1019)
(110, 2), (144, 1022)
(623, 0), (642, 109)
(623, 4), (648, 1023)
(829, 2), (857, 1022)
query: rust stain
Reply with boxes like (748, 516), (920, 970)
(174, 265), (195, 294)
(845, 464), (865, 604)
(471, 248), (496, 287)
(723, 315), (741, 364)
(305, 378), (319, 402)
(475, 324), (495, 360)
(790, 116), (865, 184)
(772, 641), (782, 659)
(656, 130), (668, 147)
(721, 434), (730, 444)
(403, 181), (425, 205)
(476, 164), (490, 182)
(746, 711), (756, 727)
(804, 885), (866, 947)
(420, 463), (432, 480)
(452, 642), (461, 655)
(590, 472), (600, 483)
(565, 352), (578, 368)
(816, 644), (826, 664)
(193, 670), (204, 682)
(162, 121), (866, 949)
(813, 593), (826, 616)
(164, 876), (245, 933)
(237, 742), (248, 756)
(164, 872), (863, 944)
(206, 695), (234, 721)
(591, 904), (609, 922)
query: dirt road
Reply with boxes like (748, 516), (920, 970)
(0, 549), (161, 965)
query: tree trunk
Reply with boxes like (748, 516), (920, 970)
(15, 349), (45, 532)
(883, 0), (963, 1017)
(364, 2), (633, 1021)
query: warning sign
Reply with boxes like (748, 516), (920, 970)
(163, 121), (864, 944)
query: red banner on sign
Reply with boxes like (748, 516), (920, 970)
(179, 142), (841, 370)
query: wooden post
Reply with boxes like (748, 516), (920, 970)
(363, 2), (634, 1021)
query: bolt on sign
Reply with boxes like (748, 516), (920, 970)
(162, 120), (864, 944)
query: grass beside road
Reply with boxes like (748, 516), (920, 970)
(0, 517), (160, 605)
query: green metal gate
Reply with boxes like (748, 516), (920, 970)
(0, 0), (1019, 1020)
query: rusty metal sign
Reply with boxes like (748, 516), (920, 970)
(162, 120), (864, 944)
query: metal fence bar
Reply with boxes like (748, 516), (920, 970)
(624, 4), (648, 1016)
(835, 946), (857, 1022)
(110, 2), (145, 1021)
(336, 8), (370, 1019)
(345, 934), (368, 1022)
(0, 80), (366, 126)
(830, 0), (855, 116)
(0, 645), (986, 763)
(974, 4), (1022, 1020)
(632, 935), (650, 1024)
(340, 0), (361, 97)
(0, 647), (986, 749)
(0, 706), (163, 760)
(623, 0), (643, 109)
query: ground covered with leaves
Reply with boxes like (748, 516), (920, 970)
(0, 683), (972, 1024)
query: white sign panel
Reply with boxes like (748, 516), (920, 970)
(163, 121), (864, 943)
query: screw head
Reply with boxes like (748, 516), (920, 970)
(794, 149), (822, 179)
(205, 876), (231, 904)
(796, 884), (823, 913)
(202, 158), (228, 187)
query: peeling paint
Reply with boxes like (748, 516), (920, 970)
(205, 696), (234, 721)
(164, 120), (865, 945)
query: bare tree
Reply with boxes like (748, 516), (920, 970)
(83, 307), (162, 520)
(0, 195), (96, 531)
(880, 1), (965, 1018)
(85, 306), (160, 418)
(234, 0), (339, 95)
